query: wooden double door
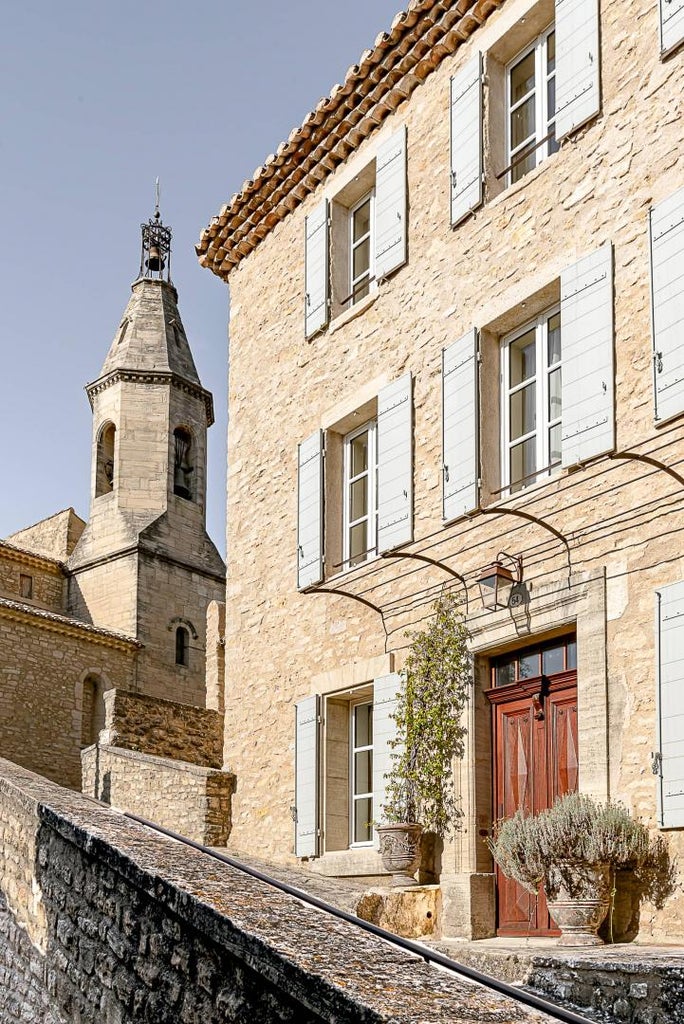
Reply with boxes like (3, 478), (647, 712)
(487, 643), (578, 937)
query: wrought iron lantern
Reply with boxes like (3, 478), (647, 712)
(476, 553), (523, 610)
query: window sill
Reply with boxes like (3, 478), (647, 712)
(488, 149), (559, 211)
(308, 847), (388, 878)
(325, 552), (381, 586)
(328, 290), (378, 336)
(487, 467), (565, 510)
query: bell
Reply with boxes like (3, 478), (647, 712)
(146, 244), (164, 272)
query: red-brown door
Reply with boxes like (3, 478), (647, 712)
(487, 639), (578, 937)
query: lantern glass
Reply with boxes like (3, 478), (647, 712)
(477, 562), (515, 610)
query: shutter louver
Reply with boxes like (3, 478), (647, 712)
(294, 695), (320, 856)
(375, 126), (407, 280)
(373, 672), (402, 846)
(660, 0), (684, 55)
(377, 374), (413, 553)
(297, 430), (324, 590)
(450, 53), (483, 226)
(304, 201), (329, 338)
(442, 329), (479, 521)
(560, 244), (614, 466)
(555, 0), (601, 140)
(656, 582), (684, 829)
(650, 187), (684, 424)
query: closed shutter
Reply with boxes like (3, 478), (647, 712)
(442, 329), (479, 521)
(304, 200), (329, 338)
(297, 431), (324, 589)
(555, 0), (601, 140)
(375, 126), (407, 280)
(656, 582), (684, 829)
(660, 0), (684, 55)
(373, 672), (402, 844)
(294, 695), (320, 856)
(560, 244), (614, 466)
(650, 187), (684, 423)
(450, 53), (483, 226)
(377, 373), (413, 553)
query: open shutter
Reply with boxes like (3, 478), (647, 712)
(294, 695), (320, 856)
(650, 187), (684, 423)
(377, 373), (413, 553)
(297, 430), (324, 589)
(555, 0), (601, 140)
(442, 329), (479, 521)
(660, 0), (684, 55)
(373, 672), (402, 843)
(450, 53), (483, 226)
(304, 200), (329, 338)
(656, 582), (684, 829)
(560, 244), (614, 466)
(375, 126), (407, 281)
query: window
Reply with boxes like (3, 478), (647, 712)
(173, 427), (194, 500)
(348, 192), (375, 308)
(95, 422), (116, 497)
(19, 574), (33, 599)
(351, 700), (374, 845)
(343, 421), (378, 568)
(502, 308), (562, 493)
(492, 636), (577, 687)
(507, 27), (559, 186)
(175, 626), (189, 667)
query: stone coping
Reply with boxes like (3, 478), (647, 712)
(0, 598), (142, 650)
(94, 744), (229, 779)
(0, 758), (557, 1023)
(0, 539), (66, 572)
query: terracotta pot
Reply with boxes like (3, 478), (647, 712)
(548, 863), (611, 945)
(377, 823), (423, 887)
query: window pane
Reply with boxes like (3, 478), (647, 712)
(349, 522), (368, 564)
(567, 640), (577, 669)
(354, 797), (373, 843)
(350, 433), (368, 476)
(354, 750), (372, 794)
(496, 659), (516, 686)
(353, 199), (371, 242)
(511, 95), (536, 150)
(510, 437), (537, 490)
(547, 75), (556, 122)
(350, 477), (368, 522)
(547, 31), (556, 72)
(519, 652), (540, 678)
(549, 367), (562, 421)
(354, 277), (370, 302)
(354, 703), (372, 747)
(547, 314), (561, 364)
(542, 645), (564, 675)
(510, 383), (536, 439)
(510, 330), (536, 386)
(512, 150), (536, 184)
(547, 125), (560, 156)
(353, 238), (371, 280)
(510, 51), (536, 104)
(549, 423), (562, 464)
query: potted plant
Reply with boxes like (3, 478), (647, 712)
(488, 792), (676, 945)
(377, 591), (470, 886)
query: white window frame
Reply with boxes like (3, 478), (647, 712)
(343, 419), (378, 568)
(501, 306), (562, 494)
(506, 25), (558, 186)
(350, 698), (374, 847)
(349, 191), (375, 307)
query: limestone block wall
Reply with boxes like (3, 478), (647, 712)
(0, 758), (558, 1024)
(0, 546), (65, 613)
(67, 550), (139, 633)
(101, 688), (223, 768)
(81, 745), (232, 846)
(6, 508), (85, 561)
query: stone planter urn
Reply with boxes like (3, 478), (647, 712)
(377, 823), (423, 887)
(548, 863), (611, 945)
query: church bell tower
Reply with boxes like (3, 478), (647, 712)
(67, 201), (226, 706)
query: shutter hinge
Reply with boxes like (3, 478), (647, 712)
(654, 351), (663, 374)
(651, 751), (663, 776)
(290, 805), (298, 822)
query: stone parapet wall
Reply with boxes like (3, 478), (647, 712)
(81, 744), (232, 846)
(0, 758), (557, 1023)
(102, 688), (223, 768)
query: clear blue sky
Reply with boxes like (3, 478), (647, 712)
(0, 0), (402, 555)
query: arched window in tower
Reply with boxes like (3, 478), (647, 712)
(81, 673), (107, 748)
(95, 422), (116, 496)
(175, 626), (189, 667)
(173, 427), (194, 500)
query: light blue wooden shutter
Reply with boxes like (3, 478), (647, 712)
(555, 0), (601, 140)
(450, 53), (483, 226)
(377, 374), (413, 553)
(373, 672), (402, 843)
(650, 188), (684, 423)
(656, 582), (684, 829)
(294, 695), (320, 856)
(660, 0), (684, 55)
(304, 200), (329, 338)
(375, 126), (407, 281)
(560, 244), (614, 466)
(297, 431), (324, 589)
(442, 329), (479, 521)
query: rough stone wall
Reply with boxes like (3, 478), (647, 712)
(220, 0), (684, 939)
(81, 745), (232, 845)
(6, 508), (85, 561)
(101, 688), (223, 767)
(0, 759), (557, 1023)
(0, 546), (65, 612)
(205, 600), (226, 714)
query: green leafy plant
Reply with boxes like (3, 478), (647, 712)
(488, 792), (677, 905)
(382, 590), (470, 838)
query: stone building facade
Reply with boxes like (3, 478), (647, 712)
(198, 0), (684, 940)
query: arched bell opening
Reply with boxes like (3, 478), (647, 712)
(173, 426), (194, 501)
(95, 422), (116, 497)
